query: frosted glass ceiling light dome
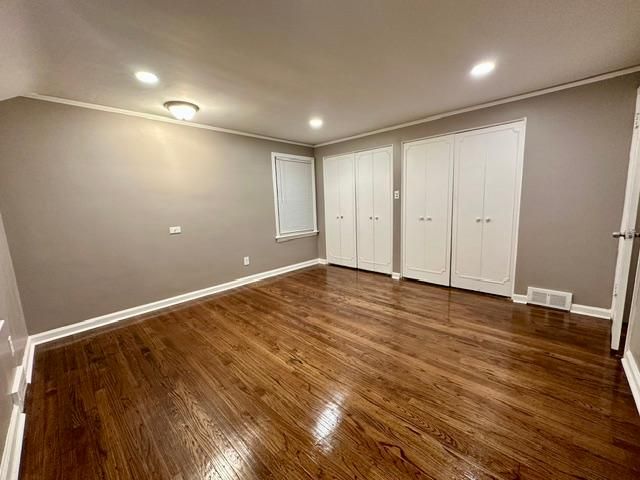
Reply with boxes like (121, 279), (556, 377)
(164, 101), (200, 121)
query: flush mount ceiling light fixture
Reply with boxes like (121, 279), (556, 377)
(134, 71), (159, 84)
(309, 117), (323, 129)
(470, 61), (496, 77)
(164, 101), (200, 121)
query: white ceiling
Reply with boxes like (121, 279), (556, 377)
(3, 0), (640, 144)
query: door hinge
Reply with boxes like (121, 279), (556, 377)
(635, 113), (640, 129)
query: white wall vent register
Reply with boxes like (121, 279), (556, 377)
(526, 287), (573, 311)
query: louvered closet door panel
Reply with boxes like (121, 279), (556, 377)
(403, 137), (453, 285)
(451, 133), (486, 286)
(479, 126), (521, 294)
(356, 151), (376, 271)
(338, 153), (357, 268)
(372, 147), (393, 274)
(323, 155), (343, 265)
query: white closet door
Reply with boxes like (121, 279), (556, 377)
(323, 155), (343, 265)
(356, 146), (393, 274)
(403, 136), (453, 285)
(372, 147), (393, 274)
(451, 122), (524, 296)
(356, 151), (376, 271)
(338, 153), (357, 267)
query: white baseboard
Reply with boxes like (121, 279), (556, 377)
(0, 405), (26, 480)
(318, 258), (328, 265)
(622, 351), (640, 415)
(569, 304), (612, 319)
(391, 272), (401, 280)
(25, 257), (322, 382)
(511, 294), (611, 320)
(512, 294), (528, 304)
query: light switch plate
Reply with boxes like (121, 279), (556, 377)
(169, 226), (182, 235)
(394, 190), (400, 199)
(243, 256), (250, 266)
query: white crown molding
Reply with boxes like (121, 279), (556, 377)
(23, 66), (640, 150)
(314, 65), (640, 147)
(23, 94), (313, 147)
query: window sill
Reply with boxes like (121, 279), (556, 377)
(275, 231), (319, 243)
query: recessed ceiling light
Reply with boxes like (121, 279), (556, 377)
(470, 61), (495, 77)
(164, 101), (200, 121)
(135, 71), (159, 84)
(309, 117), (323, 129)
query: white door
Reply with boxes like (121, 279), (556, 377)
(611, 88), (640, 350)
(371, 147), (393, 274)
(402, 136), (454, 285)
(356, 146), (393, 274)
(324, 153), (357, 267)
(324, 155), (342, 264)
(356, 150), (376, 271)
(451, 121), (525, 296)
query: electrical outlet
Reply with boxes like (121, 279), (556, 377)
(169, 226), (182, 235)
(394, 190), (400, 199)
(243, 256), (250, 266)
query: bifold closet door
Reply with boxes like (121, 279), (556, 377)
(451, 122), (524, 296)
(402, 136), (453, 285)
(323, 153), (357, 267)
(356, 146), (393, 274)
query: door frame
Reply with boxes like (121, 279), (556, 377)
(323, 145), (393, 272)
(400, 118), (527, 297)
(354, 145), (394, 274)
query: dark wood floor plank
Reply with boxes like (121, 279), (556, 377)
(19, 265), (640, 479)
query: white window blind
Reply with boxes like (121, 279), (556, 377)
(271, 153), (317, 240)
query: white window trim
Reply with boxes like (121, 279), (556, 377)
(271, 152), (318, 241)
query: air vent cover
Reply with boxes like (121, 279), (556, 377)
(526, 287), (572, 311)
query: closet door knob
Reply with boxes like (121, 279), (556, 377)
(340, 215), (344, 219)
(336, 215), (340, 219)
(419, 216), (425, 221)
(375, 216), (379, 220)
(426, 216), (432, 221)
(485, 217), (491, 223)
(369, 216), (373, 220)
(475, 217), (482, 222)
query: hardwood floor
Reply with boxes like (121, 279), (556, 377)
(19, 265), (640, 479)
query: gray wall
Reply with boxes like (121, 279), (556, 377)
(0, 97), (316, 334)
(0, 211), (28, 456)
(315, 73), (640, 308)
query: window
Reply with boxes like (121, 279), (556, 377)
(271, 152), (318, 241)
